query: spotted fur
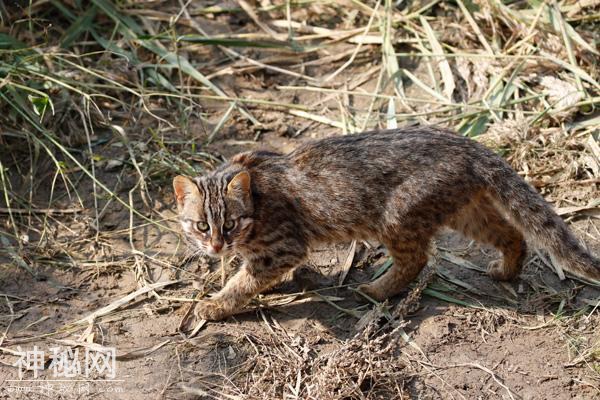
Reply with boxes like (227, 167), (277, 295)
(174, 127), (600, 320)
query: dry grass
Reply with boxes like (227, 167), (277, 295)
(1, 0), (599, 398)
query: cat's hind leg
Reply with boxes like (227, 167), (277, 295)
(358, 236), (431, 302)
(448, 192), (527, 281)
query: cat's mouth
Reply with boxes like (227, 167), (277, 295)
(204, 243), (231, 258)
(187, 239), (222, 258)
(206, 246), (222, 257)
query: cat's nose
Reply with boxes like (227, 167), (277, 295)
(211, 241), (223, 253)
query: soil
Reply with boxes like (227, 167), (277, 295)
(1, 119), (599, 399)
(1, 24), (600, 400)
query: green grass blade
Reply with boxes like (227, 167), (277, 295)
(140, 34), (296, 50)
(60, 5), (98, 48)
(91, 0), (260, 126)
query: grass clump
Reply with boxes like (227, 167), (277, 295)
(0, 1), (599, 398)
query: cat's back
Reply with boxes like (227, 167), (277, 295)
(224, 126), (496, 194)
(226, 127), (479, 175)
(288, 126), (482, 173)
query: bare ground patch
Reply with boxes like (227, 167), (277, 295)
(1, 1), (600, 399)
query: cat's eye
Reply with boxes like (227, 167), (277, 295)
(196, 221), (210, 232)
(223, 220), (235, 230)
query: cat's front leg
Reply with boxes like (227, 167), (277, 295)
(194, 257), (297, 321)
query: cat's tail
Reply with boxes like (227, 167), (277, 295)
(484, 159), (600, 283)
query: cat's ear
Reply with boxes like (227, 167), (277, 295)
(173, 176), (200, 210)
(227, 171), (251, 198)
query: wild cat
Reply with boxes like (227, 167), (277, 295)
(173, 126), (600, 321)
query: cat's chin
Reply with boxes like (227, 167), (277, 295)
(205, 249), (220, 258)
(205, 247), (231, 258)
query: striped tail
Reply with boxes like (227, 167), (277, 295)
(484, 161), (600, 283)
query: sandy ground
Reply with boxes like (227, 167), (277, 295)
(1, 3), (600, 398)
(1, 122), (599, 399)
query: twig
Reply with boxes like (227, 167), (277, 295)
(0, 207), (83, 214)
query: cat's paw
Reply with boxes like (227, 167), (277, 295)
(487, 259), (515, 281)
(357, 283), (387, 302)
(194, 299), (227, 321)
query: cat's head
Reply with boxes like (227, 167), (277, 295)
(173, 170), (254, 257)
